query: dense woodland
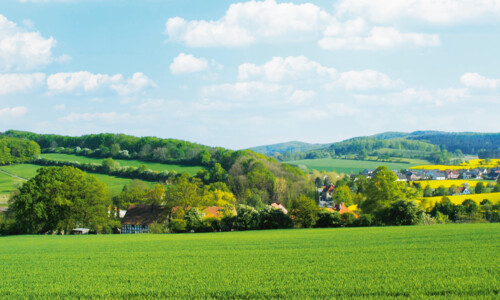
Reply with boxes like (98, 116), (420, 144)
(0, 137), (40, 165)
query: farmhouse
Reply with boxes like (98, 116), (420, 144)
(445, 169), (460, 179)
(121, 205), (167, 234)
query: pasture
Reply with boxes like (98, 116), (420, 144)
(41, 153), (203, 176)
(0, 164), (153, 196)
(0, 224), (498, 298)
(288, 158), (428, 174)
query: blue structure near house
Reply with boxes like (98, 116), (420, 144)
(121, 205), (166, 234)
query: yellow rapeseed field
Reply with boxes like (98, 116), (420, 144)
(416, 192), (500, 210)
(411, 159), (500, 171)
(413, 180), (487, 189)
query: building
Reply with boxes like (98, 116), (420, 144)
(121, 205), (167, 234)
(71, 228), (89, 235)
(270, 202), (288, 214)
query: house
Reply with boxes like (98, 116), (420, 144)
(360, 169), (373, 178)
(445, 169), (459, 179)
(71, 228), (89, 235)
(487, 168), (500, 179)
(121, 205), (167, 234)
(270, 202), (288, 214)
(394, 171), (407, 182)
(406, 171), (423, 181)
(461, 188), (471, 195)
(432, 171), (446, 180)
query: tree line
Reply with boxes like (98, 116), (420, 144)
(0, 137), (40, 165)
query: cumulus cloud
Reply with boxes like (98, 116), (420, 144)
(460, 72), (500, 89)
(58, 112), (132, 123)
(165, 0), (333, 47)
(238, 56), (336, 82)
(0, 106), (28, 117)
(319, 24), (440, 50)
(335, 0), (500, 25)
(0, 14), (57, 71)
(46, 71), (155, 95)
(0, 73), (45, 95)
(170, 53), (208, 74)
(334, 69), (405, 90)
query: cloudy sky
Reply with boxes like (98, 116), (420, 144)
(1, 0), (499, 149)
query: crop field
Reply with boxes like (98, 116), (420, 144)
(0, 164), (153, 196)
(288, 158), (429, 174)
(411, 159), (500, 171)
(414, 179), (492, 189)
(418, 192), (500, 210)
(41, 153), (203, 176)
(0, 224), (498, 298)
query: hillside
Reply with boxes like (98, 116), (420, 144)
(249, 131), (500, 162)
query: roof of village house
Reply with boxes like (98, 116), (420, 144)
(325, 203), (358, 218)
(271, 202), (288, 214)
(171, 206), (235, 218)
(122, 205), (167, 225)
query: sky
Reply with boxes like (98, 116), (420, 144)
(0, 0), (499, 150)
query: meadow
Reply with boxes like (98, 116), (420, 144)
(41, 153), (203, 175)
(0, 164), (153, 196)
(0, 224), (498, 298)
(418, 192), (500, 210)
(288, 158), (429, 174)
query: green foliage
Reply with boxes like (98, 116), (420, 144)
(474, 182), (486, 194)
(360, 166), (405, 214)
(234, 205), (259, 230)
(167, 219), (187, 233)
(258, 206), (293, 229)
(148, 221), (167, 234)
(184, 208), (205, 232)
(340, 212), (357, 227)
(332, 186), (353, 206)
(314, 210), (341, 228)
(0, 137), (40, 165)
(290, 195), (319, 228)
(9, 166), (111, 234)
(380, 200), (424, 226)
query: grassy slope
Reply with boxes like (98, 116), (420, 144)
(0, 224), (498, 298)
(288, 158), (429, 174)
(0, 164), (153, 196)
(40, 153), (203, 175)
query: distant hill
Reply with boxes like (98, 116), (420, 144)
(249, 131), (500, 162)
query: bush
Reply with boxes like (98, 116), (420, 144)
(148, 221), (167, 234)
(340, 212), (357, 227)
(184, 208), (205, 232)
(200, 217), (221, 232)
(314, 210), (341, 228)
(382, 200), (424, 226)
(168, 219), (187, 233)
(259, 206), (293, 229)
(235, 205), (259, 230)
(353, 214), (373, 227)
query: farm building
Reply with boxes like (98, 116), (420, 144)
(121, 205), (167, 234)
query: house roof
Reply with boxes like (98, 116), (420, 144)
(271, 202), (288, 214)
(122, 205), (167, 225)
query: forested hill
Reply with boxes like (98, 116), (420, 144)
(249, 131), (500, 161)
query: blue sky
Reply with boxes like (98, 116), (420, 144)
(0, 0), (499, 149)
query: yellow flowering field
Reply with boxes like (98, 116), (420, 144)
(410, 159), (500, 171)
(413, 180), (487, 189)
(416, 192), (500, 210)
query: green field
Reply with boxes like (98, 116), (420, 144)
(41, 153), (203, 175)
(0, 224), (498, 298)
(288, 158), (430, 174)
(0, 164), (153, 196)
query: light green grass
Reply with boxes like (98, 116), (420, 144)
(0, 224), (498, 298)
(0, 164), (153, 196)
(289, 158), (429, 174)
(0, 172), (24, 196)
(41, 153), (203, 175)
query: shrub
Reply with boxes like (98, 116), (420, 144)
(259, 206), (293, 229)
(235, 205), (259, 230)
(340, 212), (357, 227)
(314, 210), (341, 228)
(383, 200), (424, 226)
(168, 219), (187, 233)
(353, 214), (373, 227)
(201, 217), (221, 232)
(148, 221), (167, 234)
(184, 208), (205, 232)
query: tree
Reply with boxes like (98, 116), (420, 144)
(102, 158), (120, 173)
(163, 175), (204, 217)
(361, 166), (405, 214)
(475, 182), (486, 194)
(493, 184), (500, 193)
(290, 195), (319, 228)
(234, 205), (259, 230)
(146, 184), (166, 205)
(381, 200), (423, 225)
(423, 185), (433, 197)
(184, 208), (205, 232)
(314, 210), (341, 228)
(10, 166), (110, 234)
(258, 206), (293, 229)
(332, 186), (353, 206)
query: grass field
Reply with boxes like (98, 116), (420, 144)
(288, 158), (429, 174)
(41, 153), (203, 175)
(419, 192), (500, 210)
(0, 164), (153, 196)
(0, 224), (498, 298)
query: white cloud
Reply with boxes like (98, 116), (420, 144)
(0, 106), (28, 117)
(0, 73), (45, 95)
(58, 112), (132, 123)
(319, 25), (439, 50)
(165, 0), (334, 47)
(202, 81), (285, 99)
(111, 72), (156, 96)
(0, 14), (56, 71)
(290, 90), (316, 103)
(238, 56), (336, 82)
(170, 53), (208, 74)
(46, 71), (155, 95)
(335, 0), (500, 25)
(460, 72), (500, 89)
(334, 69), (405, 90)
(354, 88), (468, 106)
